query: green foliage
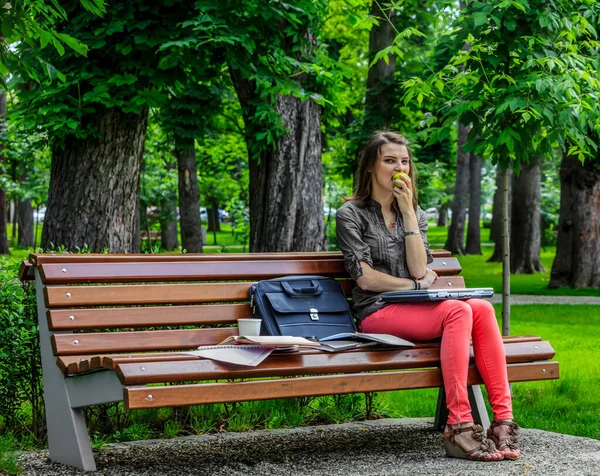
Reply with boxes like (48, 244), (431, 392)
(0, 433), (20, 475)
(173, 0), (335, 155)
(14, 1), (196, 145)
(405, 0), (600, 169)
(0, 0), (104, 84)
(0, 259), (44, 444)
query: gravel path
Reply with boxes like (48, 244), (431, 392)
(17, 418), (600, 476)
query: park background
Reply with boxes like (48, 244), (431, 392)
(1, 0), (599, 473)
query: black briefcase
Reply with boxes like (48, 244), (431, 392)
(249, 276), (357, 339)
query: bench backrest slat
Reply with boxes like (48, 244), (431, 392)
(38, 257), (461, 284)
(48, 303), (251, 330)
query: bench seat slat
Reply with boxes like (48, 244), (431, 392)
(124, 361), (559, 410)
(56, 336), (543, 375)
(48, 303), (251, 330)
(52, 328), (238, 355)
(38, 257), (461, 284)
(113, 341), (556, 385)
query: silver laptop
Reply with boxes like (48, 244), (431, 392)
(380, 288), (494, 303)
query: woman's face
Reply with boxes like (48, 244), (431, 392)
(370, 143), (410, 194)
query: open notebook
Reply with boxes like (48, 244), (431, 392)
(380, 288), (494, 303)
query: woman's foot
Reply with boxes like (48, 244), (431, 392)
(487, 420), (520, 460)
(442, 423), (504, 461)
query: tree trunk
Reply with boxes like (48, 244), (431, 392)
(353, 0), (397, 186)
(445, 123), (471, 255)
(500, 168), (511, 336)
(41, 108), (147, 253)
(465, 152), (483, 254)
(0, 92), (10, 255)
(175, 135), (203, 253)
(437, 201), (449, 227)
(229, 68), (326, 253)
(510, 158), (544, 274)
(159, 197), (178, 251)
(18, 198), (35, 248)
(549, 155), (600, 288)
(364, 1), (396, 129)
(488, 168), (511, 262)
(207, 198), (221, 233)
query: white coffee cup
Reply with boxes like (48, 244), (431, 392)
(237, 318), (262, 336)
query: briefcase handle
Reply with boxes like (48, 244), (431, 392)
(281, 280), (323, 297)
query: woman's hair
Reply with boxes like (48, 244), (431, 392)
(346, 131), (419, 210)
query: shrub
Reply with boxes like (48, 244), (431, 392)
(0, 259), (45, 445)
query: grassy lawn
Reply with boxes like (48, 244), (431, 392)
(381, 304), (600, 440)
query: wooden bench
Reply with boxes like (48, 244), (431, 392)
(19, 251), (559, 471)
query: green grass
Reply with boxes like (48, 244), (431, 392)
(0, 434), (20, 475)
(458, 247), (600, 297)
(381, 304), (600, 440)
(427, 224), (494, 246)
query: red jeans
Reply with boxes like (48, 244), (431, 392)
(360, 299), (513, 425)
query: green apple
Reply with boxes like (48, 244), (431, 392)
(392, 172), (409, 187)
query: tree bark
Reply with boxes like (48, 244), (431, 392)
(549, 155), (600, 288)
(465, 152), (483, 254)
(175, 135), (203, 253)
(510, 158), (544, 274)
(159, 197), (178, 251)
(488, 168), (511, 262)
(364, 1), (396, 129)
(229, 69), (326, 252)
(207, 198), (221, 233)
(445, 123), (471, 255)
(500, 168), (511, 336)
(352, 1), (397, 186)
(18, 198), (35, 248)
(41, 108), (147, 253)
(437, 201), (449, 227)
(0, 91), (9, 255)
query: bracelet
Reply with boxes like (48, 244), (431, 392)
(404, 230), (420, 237)
(409, 277), (420, 290)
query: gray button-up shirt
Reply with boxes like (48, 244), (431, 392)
(336, 199), (433, 322)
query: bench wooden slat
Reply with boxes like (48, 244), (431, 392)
(44, 282), (253, 307)
(52, 328), (238, 355)
(44, 277), (464, 309)
(124, 361), (559, 409)
(48, 303), (252, 330)
(29, 250), (452, 266)
(113, 341), (555, 385)
(429, 276), (465, 289)
(39, 259), (348, 284)
(56, 335), (543, 375)
(38, 257), (461, 284)
(22, 250), (453, 282)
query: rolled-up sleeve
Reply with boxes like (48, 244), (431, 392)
(418, 208), (434, 264)
(336, 205), (373, 280)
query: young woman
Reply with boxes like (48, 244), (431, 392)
(336, 131), (520, 461)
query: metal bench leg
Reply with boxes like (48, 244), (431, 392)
(434, 385), (490, 431)
(35, 271), (96, 471)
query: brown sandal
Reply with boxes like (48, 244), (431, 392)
(487, 420), (520, 460)
(442, 424), (504, 461)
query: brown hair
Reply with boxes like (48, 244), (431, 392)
(346, 131), (419, 211)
